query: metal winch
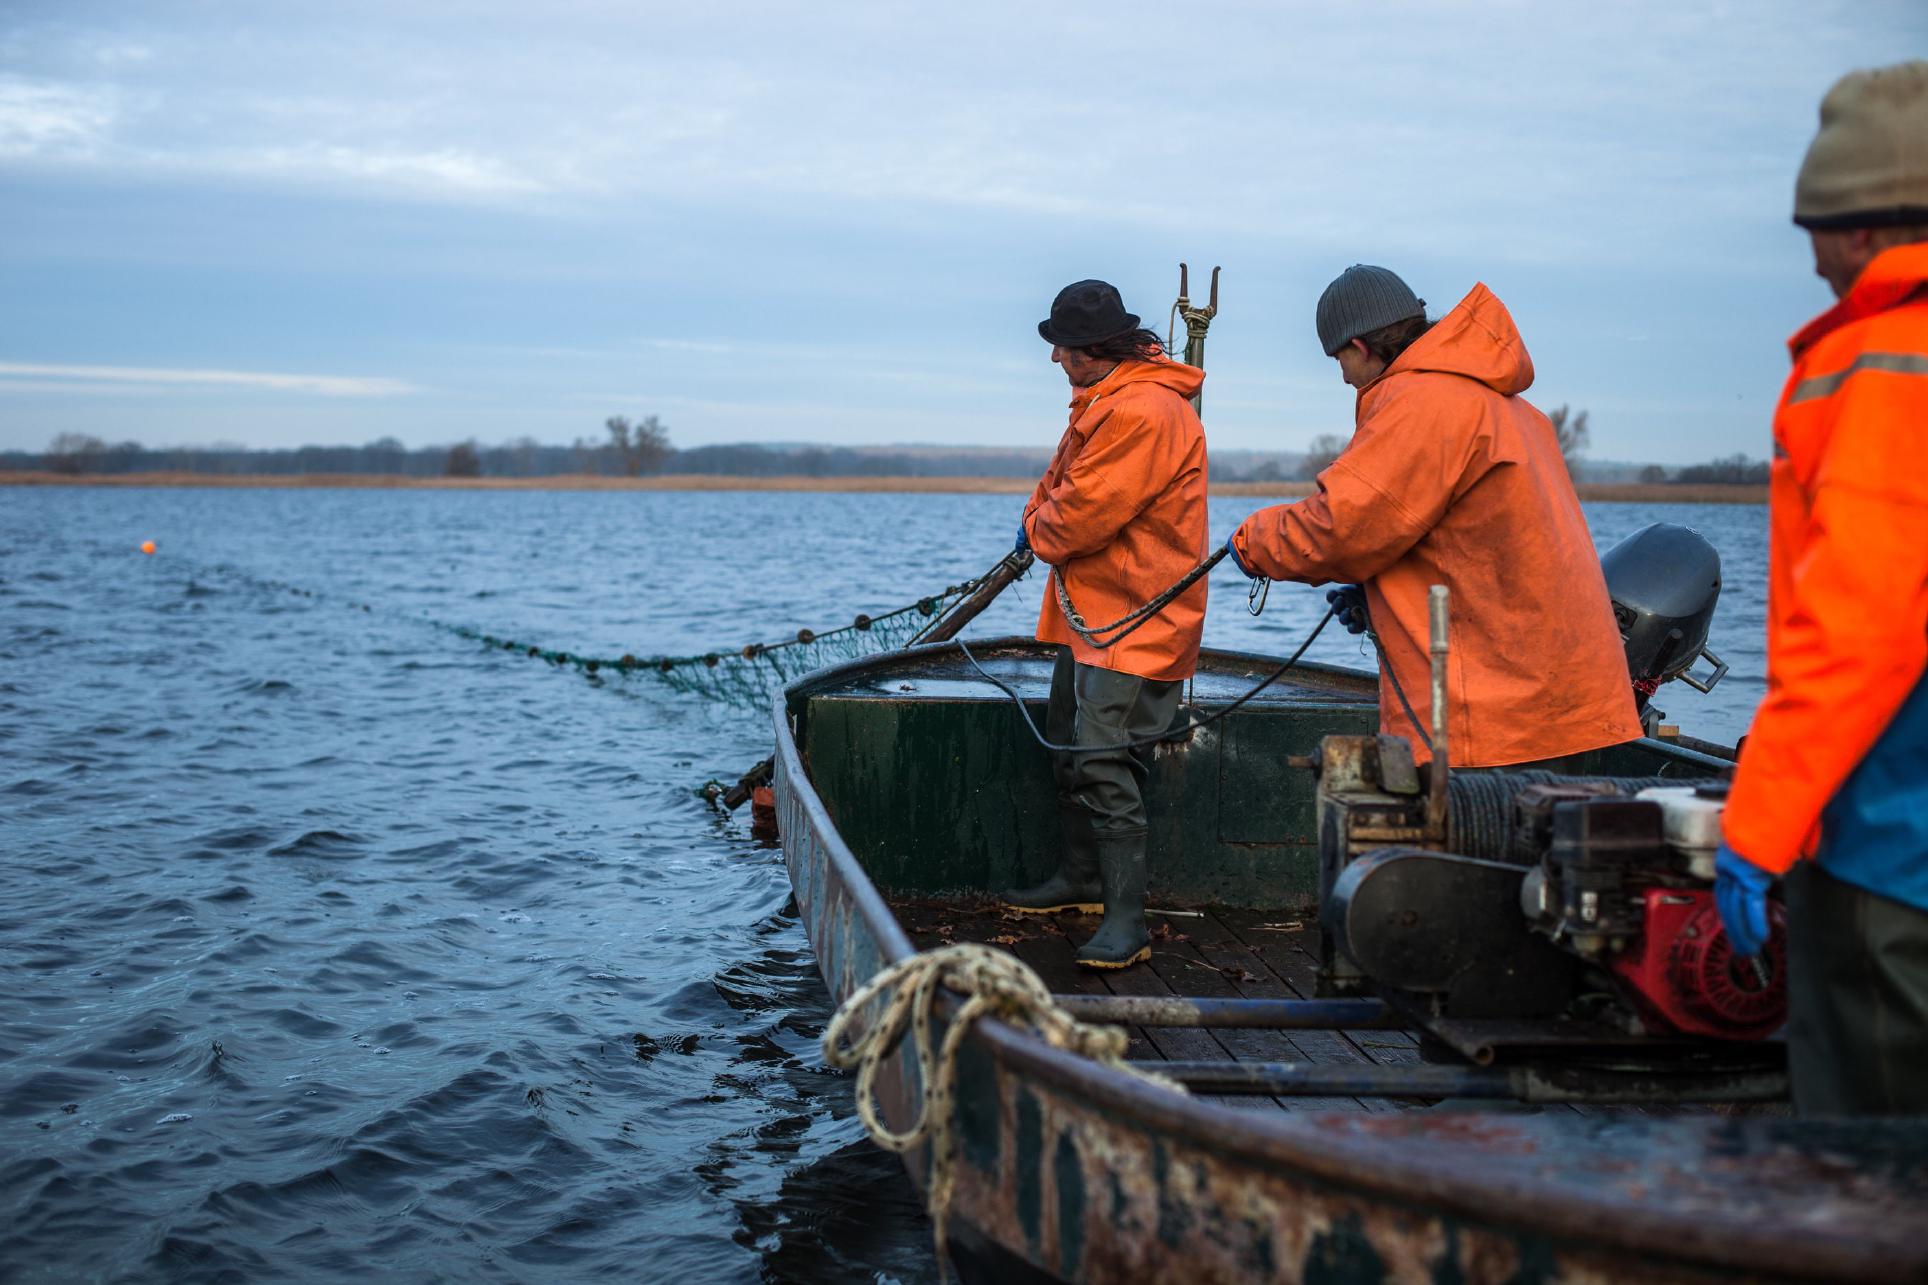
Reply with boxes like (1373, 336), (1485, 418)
(1307, 580), (1784, 1079)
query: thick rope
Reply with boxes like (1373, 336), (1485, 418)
(1370, 629), (1433, 752)
(822, 944), (1183, 1275)
(956, 603), (1335, 755)
(1051, 545), (1227, 650)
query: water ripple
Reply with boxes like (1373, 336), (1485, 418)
(0, 487), (1765, 1281)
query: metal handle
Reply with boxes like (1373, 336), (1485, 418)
(1679, 646), (1728, 694)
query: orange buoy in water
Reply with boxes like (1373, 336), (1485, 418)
(750, 785), (780, 844)
(140, 540), (157, 555)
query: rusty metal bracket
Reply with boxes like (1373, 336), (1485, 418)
(1167, 262), (1220, 415)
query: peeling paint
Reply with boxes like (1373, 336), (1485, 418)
(1016, 1087), (1043, 1253)
(777, 667), (1928, 1285)
(1055, 1129), (1085, 1277)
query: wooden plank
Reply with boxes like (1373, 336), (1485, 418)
(1142, 920), (1362, 1113)
(1213, 910), (1421, 1057)
(1092, 923), (1278, 1112)
(1178, 911), (1399, 1113)
(890, 898), (1165, 1062)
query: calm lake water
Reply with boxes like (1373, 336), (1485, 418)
(0, 487), (1765, 1282)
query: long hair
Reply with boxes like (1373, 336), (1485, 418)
(1356, 315), (1433, 366)
(1076, 327), (1169, 363)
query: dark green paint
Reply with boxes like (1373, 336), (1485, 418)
(953, 1037), (1001, 1175)
(1053, 1130), (1085, 1277)
(1239, 1219), (1278, 1278)
(1150, 1140), (1192, 1248)
(805, 686), (1722, 908)
(1303, 1212), (1391, 1285)
(1215, 708), (1360, 844)
(1015, 1088), (1043, 1252)
(1431, 1222), (1467, 1285)
(805, 693), (1376, 908)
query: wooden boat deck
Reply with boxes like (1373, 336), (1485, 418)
(893, 898), (1715, 1118)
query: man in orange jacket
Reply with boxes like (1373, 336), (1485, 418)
(1007, 280), (1210, 969)
(1223, 266), (1640, 768)
(1715, 60), (1928, 1115)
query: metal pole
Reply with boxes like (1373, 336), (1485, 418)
(1427, 584), (1450, 838)
(915, 552), (1033, 645)
(1053, 995), (1399, 1030)
(1171, 262), (1219, 416)
(1156, 1060), (1790, 1102)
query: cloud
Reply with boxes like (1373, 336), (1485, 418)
(223, 143), (542, 197)
(0, 77), (116, 159)
(0, 361), (419, 396)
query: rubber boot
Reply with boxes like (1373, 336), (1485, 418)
(1076, 832), (1151, 970)
(1004, 803), (1103, 914)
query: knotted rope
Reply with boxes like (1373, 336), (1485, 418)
(821, 944), (1183, 1275)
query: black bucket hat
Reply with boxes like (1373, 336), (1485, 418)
(1038, 279), (1140, 347)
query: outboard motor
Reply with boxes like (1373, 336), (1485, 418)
(1600, 523), (1726, 732)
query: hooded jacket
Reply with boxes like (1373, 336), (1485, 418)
(1723, 243), (1928, 907)
(1231, 284), (1640, 766)
(1023, 356), (1209, 683)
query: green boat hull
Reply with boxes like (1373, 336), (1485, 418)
(775, 639), (1928, 1283)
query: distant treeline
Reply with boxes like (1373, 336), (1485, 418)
(3, 427), (1769, 486)
(3, 429), (1053, 480)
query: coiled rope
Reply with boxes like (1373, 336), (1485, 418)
(1447, 771), (1693, 864)
(822, 944), (1183, 1276)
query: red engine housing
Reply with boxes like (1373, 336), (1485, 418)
(1607, 888), (1787, 1040)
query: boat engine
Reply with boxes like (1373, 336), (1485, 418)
(1314, 737), (1786, 1053)
(1517, 786), (1786, 1040)
(1600, 523), (1728, 734)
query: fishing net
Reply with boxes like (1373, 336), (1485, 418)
(206, 555), (1023, 713)
(442, 572), (997, 712)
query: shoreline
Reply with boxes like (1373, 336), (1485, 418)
(0, 470), (1768, 504)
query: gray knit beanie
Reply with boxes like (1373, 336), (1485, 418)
(1316, 265), (1426, 356)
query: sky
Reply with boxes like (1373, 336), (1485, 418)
(1, 1), (1923, 462)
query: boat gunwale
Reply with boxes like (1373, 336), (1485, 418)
(774, 639), (1913, 1282)
(781, 634), (1382, 702)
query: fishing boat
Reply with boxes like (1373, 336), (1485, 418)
(771, 632), (1928, 1283)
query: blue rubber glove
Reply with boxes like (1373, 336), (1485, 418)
(1015, 520), (1031, 555)
(1715, 842), (1773, 958)
(1224, 530), (1257, 579)
(1326, 584), (1370, 635)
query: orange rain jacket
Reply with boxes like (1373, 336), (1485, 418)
(1231, 284), (1641, 767)
(1023, 356), (1210, 683)
(1723, 243), (1928, 878)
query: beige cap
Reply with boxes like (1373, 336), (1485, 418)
(1794, 60), (1928, 229)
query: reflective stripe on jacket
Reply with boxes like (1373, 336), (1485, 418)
(1724, 243), (1928, 892)
(1230, 284), (1641, 767)
(1023, 356), (1210, 683)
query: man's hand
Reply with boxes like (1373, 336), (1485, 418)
(1715, 842), (1774, 958)
(1015, 520), (1031, 556)
(1224, 531), (1258, 579)
(1326, 584), (1370, 635)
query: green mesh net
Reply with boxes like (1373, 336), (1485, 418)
(209, 556), (1020, 714)
(445, 578), (985, 712)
